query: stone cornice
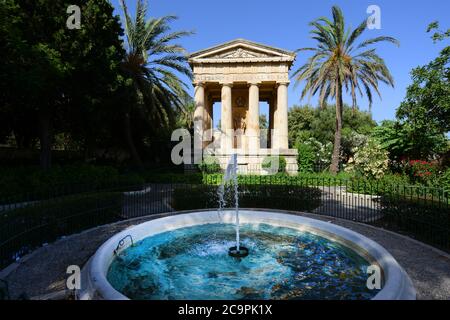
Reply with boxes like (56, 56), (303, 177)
(189, 57), (294, 64)
(189, 38), (296, 58)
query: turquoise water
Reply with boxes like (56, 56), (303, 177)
(107, 223), (380, 300)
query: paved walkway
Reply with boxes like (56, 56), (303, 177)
(313, 186), (383, 222)
(1, 210), (449, 300)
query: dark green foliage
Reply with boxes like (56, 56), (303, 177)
(427, 21), (450, 43)
(379, 196), (450, 250)
(0, 0), (127, 168)
(0, 165), (144, 200)
(372, 120), (448, 160)
(396, 45), (450, 134)
(441, 168), (450, 193)
(171, 184), (322, 212)
(288, 104), (376, 163)
(0, 192), (123, 268)
(345, 174), (410, 195)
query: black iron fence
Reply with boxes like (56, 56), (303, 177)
(1, 175), (449, 269)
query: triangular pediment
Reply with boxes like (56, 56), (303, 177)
(189, 39), (295, 63)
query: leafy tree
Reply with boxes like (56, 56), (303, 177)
(372, 120), (447, 160)
(288, 105), (315, 146)
(0, 0), (126, 169)
(383, 21), (450, 162)
(119, 0), (193, 167)
(396, 23), (449, 134)
(292, 6), (398, 173)
(64, 0), (128, 160)
(288, 104), (376, 163)
(427, 21), (450, 43)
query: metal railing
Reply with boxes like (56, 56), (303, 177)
(0, 175), (449, 269)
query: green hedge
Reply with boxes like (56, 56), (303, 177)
(345, 174), (447, 199)
(201, 173), (353, 187)
(0, 192), (123, 268)
(142, 172), (204, 184)
(379, 196), (450, 250)
(0, 165), (144, 202)
(171, 184), (322, 212)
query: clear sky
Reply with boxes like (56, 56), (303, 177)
(109, 0), (449, 125)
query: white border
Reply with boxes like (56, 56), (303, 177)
(80, 210), (416, 300)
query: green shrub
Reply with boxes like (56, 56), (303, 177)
(302, 137), (333, 170)
(142, 172), (204, 184)
(261, 156), (286, 173)
(346, 174), (411, 195)
(171, 184), (322, 212)
(441, 168), (450, 193)
(296, 142), (315, 173)
(198, 156), (222, 173)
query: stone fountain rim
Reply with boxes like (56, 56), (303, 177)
(80, 210), (416, 300)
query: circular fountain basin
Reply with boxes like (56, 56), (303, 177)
(79, 210), (416, 300)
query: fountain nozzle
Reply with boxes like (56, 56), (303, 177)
(228, 246), (249, 258)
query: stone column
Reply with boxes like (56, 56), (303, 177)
(268, 95), (275, 149)
(220, 82), (233, 153)
(193, 82), (205, 161)
(274, 82), (289, 150)
(247, 82), (260, 154)
(203, 94), (212, 148)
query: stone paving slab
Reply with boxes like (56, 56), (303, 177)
(1, 210), (449, 300)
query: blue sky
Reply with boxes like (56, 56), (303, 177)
(110, 0), (449, 125)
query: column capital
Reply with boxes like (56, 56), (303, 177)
(220, 82), (233, 88)
(276, 81), (290, 87)
(193, 81), (206, 87)
(247, 81), (261, 87)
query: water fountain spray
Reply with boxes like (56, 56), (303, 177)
(219, 154), (249, 258)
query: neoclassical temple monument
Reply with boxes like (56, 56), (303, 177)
(189, 39), (298, 174)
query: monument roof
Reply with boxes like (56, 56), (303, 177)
(188, 39), (296, 65)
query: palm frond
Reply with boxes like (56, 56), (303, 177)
(119, 0), (193, 129)
(291, 5), (398, 114)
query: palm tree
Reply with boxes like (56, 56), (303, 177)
(177, 92), (196, 132)
(292, 5), (399, 173)
(119, 0), (193, 166)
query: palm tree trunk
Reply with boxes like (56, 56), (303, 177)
(124, 112), (143, 168)
(330, 82), (343, 174)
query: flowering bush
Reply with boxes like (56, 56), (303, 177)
(345, 139), (389, 179)
(406, 160), (438, 185)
